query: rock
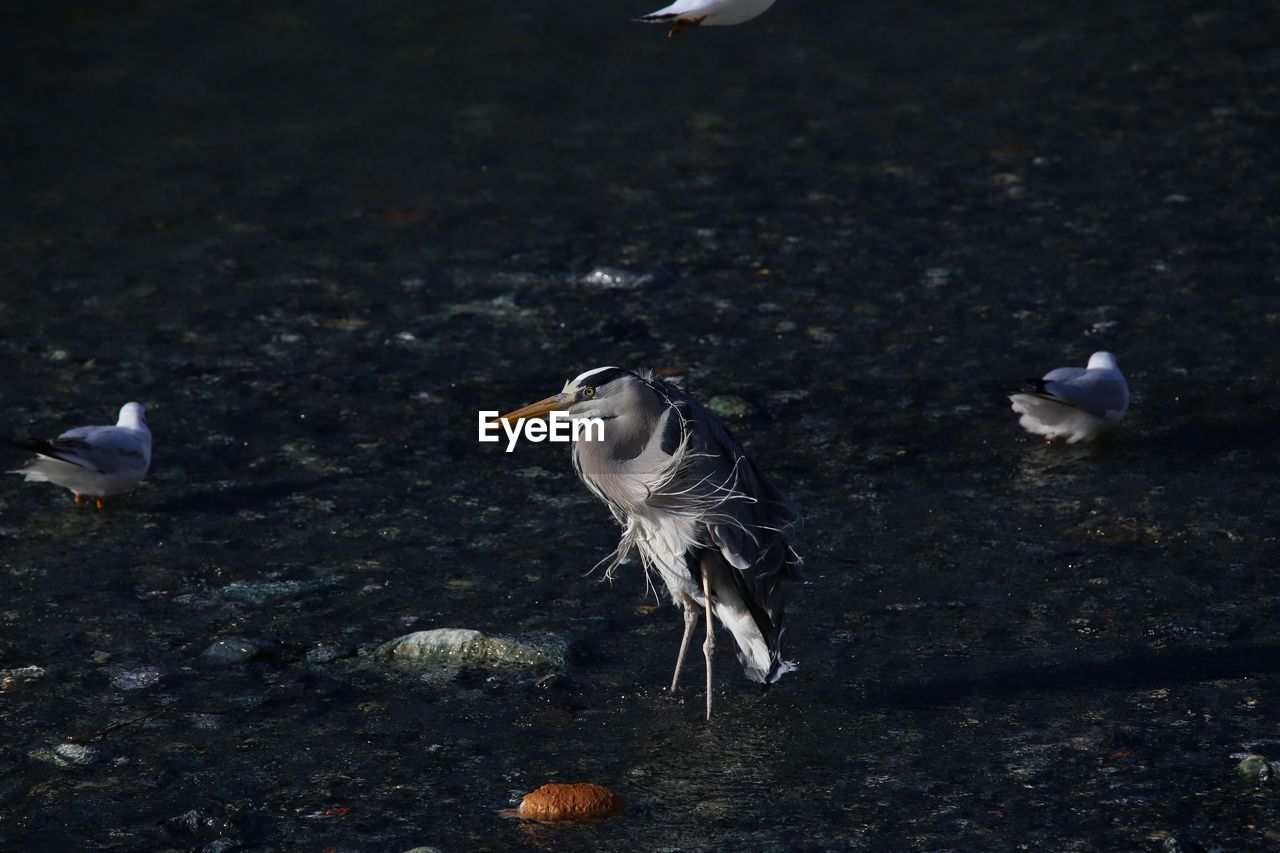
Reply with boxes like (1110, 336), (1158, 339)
(305, 641), (353, 663)
(220, 579), (328, 605)
(110, 667), (163, 690)
(200, 637), (276, 664)
(518, 783), (623, 821)
(31, 742), (99, 767)
(705, 395), (755, 420)
(373, 628), (567, 671)
(202, 841), (239, 853)
(576, 267), (671, 292)
(1235, 753), (1279, 782)
(0, 665), (46, 692)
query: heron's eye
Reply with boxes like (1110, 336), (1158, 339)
(582, 387), (597, 398)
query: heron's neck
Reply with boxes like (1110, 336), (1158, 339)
(605, 401), (662, 461)
(575, 386), (665, 466)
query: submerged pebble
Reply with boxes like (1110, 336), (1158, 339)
(1235, 753), (1280, 782)
(110, 668), (163, 690)
(200, 637), (277, 664)
(517, 783), (623, 821)
(576, 267), (671, 292)
(0, 665), (46, 692)
(305, 641), (354, 663)
(220, 578), (330, 605)
(705, 395), (756, 420)
(31, 742), (100, 767)
(373, 628), (567, 671)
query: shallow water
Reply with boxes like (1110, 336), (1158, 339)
(2, 1), (1278, 849)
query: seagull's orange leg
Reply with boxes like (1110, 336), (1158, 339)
(96, 497), (105, 512)
(667, 14), (708, 37)
(74, 492), (83, 505)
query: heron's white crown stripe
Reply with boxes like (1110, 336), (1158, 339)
(477, 410), (604, 452)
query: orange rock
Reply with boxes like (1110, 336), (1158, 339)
(517, 783), (623, 821)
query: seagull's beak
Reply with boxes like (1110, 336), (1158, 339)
(499, 392), (572, 426)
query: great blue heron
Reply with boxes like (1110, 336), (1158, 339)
(6, 402), (152, 510)
(500, 367), (801, 720)
(1009, 352), (1130, 444)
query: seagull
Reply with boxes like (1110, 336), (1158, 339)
(635, 0), (777, 37)
(7, 402), (152, 510)
(500, 367), (801, 720)
(1009, 352), (1130, 444)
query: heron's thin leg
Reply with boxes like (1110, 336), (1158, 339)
(670, 601), (700, 693)
(701, 566), (714, 721)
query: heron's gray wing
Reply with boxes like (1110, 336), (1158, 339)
(635, 378), (801, 683)
(672, 391), (799, 573)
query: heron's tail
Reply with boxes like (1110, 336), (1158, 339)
(704, 549), (797, 684)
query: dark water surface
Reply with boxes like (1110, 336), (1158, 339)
(2, 1), (1279, 849)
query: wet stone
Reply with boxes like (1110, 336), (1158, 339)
(200, 637), (277, 664)
(31, 742), (100, 767)
(372, 628), (568, 672)
(0, 665), (45, 691)
(110, 667), (164, 690)
(220, 579), (329, 605)
(705, 395), (756, 420)
(576, 266), (672, 292)
(304, 641), (354, 663)
(1235, 753), (1280, 782)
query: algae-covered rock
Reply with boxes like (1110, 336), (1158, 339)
(373, 628), (567, 671)
(705, 395), (755, 420)
(1235, 753), (1279, 782)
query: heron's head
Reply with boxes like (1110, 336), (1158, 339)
(1087, 351), (1119, 370)
(118, 402), (148, 430)
(500, 366), (638, 425)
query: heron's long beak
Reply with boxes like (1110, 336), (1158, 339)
(499, 392), (571, 425)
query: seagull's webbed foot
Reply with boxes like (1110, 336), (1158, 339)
(96, 497), (105, 512)
(74, 493), (83, 505)
(667, 15), (708, 37)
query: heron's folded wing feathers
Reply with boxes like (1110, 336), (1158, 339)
(666, 389), (801, 579)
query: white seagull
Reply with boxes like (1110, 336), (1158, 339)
(7, 402), (152, 510)
(1009, 352), (1130, 444)
(635, 0), (776, 37)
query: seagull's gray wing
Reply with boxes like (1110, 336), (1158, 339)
(36, 427), (148, 473)
(1035, 370), (1128, 420)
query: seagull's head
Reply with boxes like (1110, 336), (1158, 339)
(500, 367), (641, 425)
(1087, 352), (1119, 370)
(118, 402), (148, 430)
